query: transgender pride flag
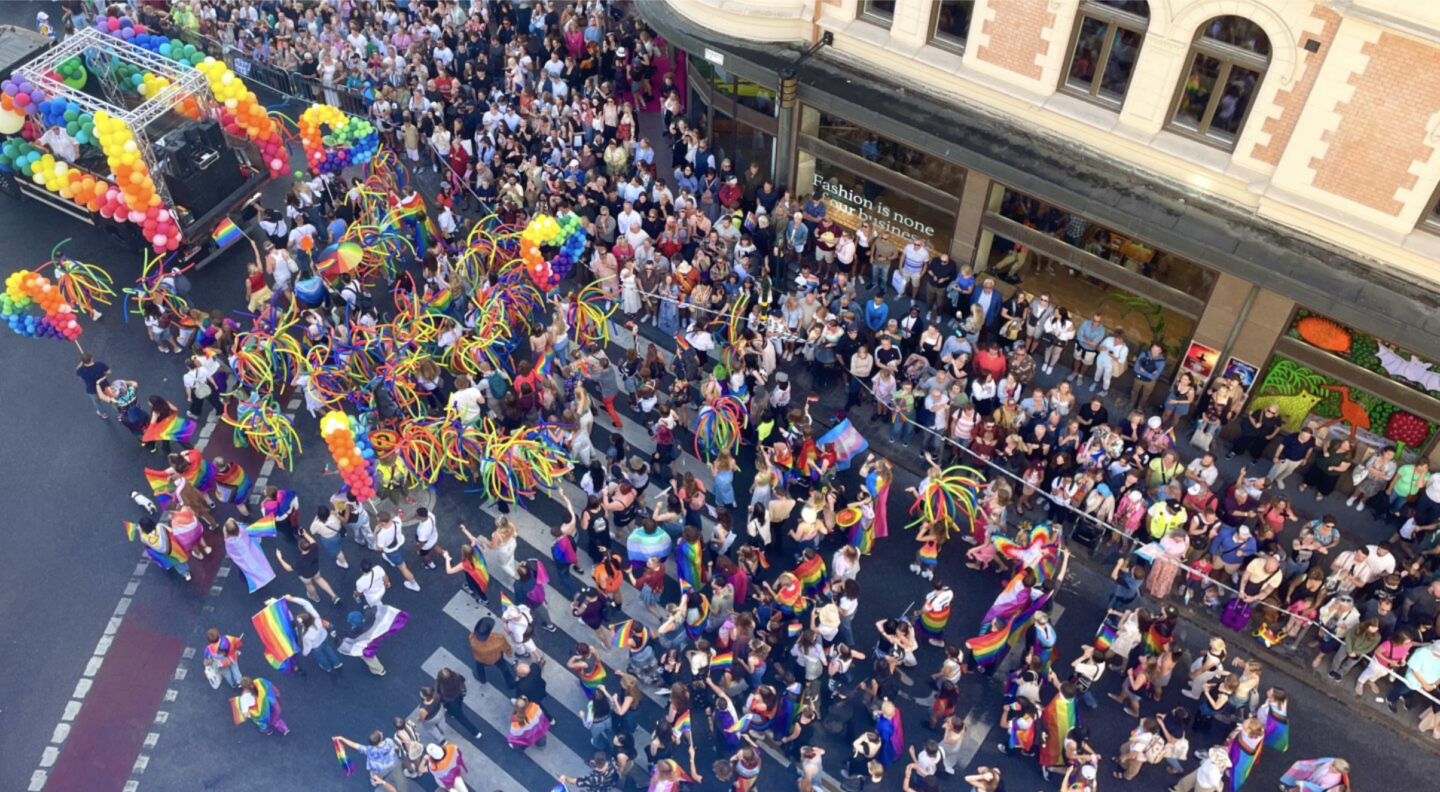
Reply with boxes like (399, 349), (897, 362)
(817, 418), (868, 471)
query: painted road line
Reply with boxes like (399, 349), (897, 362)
(951, 708), (997, 771)
(404, 705), (529, 792)
(441, 591), (657, 748)
(422, 647), (591, 779)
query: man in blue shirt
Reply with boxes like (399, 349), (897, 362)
(969, 277), (1003, 333)
(1070, 312), (1107, 384)
(1129, 343), (1166, 409)
(1209, 524), (1257, 579)
(864, 293), (889, 339)
(779, 211), (808, 287)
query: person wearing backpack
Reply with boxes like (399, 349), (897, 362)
(183, 355), (224, 421)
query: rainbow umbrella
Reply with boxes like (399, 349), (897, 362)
(316, 242), (364, 281)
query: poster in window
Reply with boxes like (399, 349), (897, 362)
(1221, 357), (1260, 398)
(1182, 341), (1220, 381)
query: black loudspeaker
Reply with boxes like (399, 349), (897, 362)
(161, 134), (195, 178)
(162, 144), (244, 219)
(197, 118), (226, 149)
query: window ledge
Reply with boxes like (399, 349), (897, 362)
(1042, 92), (1123, 134)
(1148, 130), (1236, 175)
(1401, 227), (1440, 260)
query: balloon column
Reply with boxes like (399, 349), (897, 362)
(1, 270), (83, 340)
(92, 111), (181, 253)
(518, 214), (587, 292)
(320, 411), (377, 501)
(36, 99), (97, 145)
(298, 104), (379, 175)
(0, 139), (39, 173)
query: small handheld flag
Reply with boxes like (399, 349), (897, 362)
(332, 737), (355, 776)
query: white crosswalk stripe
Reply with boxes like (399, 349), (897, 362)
(404, 704), (528, 792)
(421, 647), (592, 780)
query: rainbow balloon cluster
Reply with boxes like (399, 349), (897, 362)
(298, 104), (379, 175)
(92, 111), (182, 253)
(35, 99), (97, 145)
(0, 75), (44, 135)
(2, 270), (83, 340)
(321, 411), (377, 501)
(519, 214), (586, 292)
(192, 58), (287, 178)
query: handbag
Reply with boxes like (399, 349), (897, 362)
(1000, 318), (1022, 342)
(204, 664), (222, 689)
(1220, 599), (1253, 631)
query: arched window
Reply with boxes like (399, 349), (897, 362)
(1061, 1), (1150, 107)
(1169, 16), (1271, 149)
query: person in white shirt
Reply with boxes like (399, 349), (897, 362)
(616, 202), (642, 237)
(413, 507), (439, 570)
(374, 512), (422, 591)
(354, 559), (389, 607)
(1094, 329), (1130, 397)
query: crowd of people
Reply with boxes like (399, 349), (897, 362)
(48, 2), (1438, 792)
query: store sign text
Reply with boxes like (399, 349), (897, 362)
(813, 175), (936, 240)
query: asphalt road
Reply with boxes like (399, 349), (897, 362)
(2, 3), (1440, 791)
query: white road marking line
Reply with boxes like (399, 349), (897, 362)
(421, 647), (592, 779)
(403, 704), (529, 792)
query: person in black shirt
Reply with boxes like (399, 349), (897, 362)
(1075, 395), (1109, 437)
(76, 353), (112, 420)
(1227, 403), (1282, 461)
(922, 254), (956, 324)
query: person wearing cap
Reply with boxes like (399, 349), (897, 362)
(334, 730), (412, 791)
(418, 741), (466, 790)
(1172, 744), (1231, 792)
(1210, 522), (1258, 579)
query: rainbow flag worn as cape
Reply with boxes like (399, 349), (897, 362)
(774, 579), (807, 617)
(792, 554), (828, 598)
(251, 599), (301, 671)
(127, 521), (188, 570)
(332, 736), (355, 776)
(967, 618), (1014, 667)
(676, 536), (706, 589)
(576, 658), (607, 694)
(1143, 621), (1173, 656)
(245, 516), (277, 538)
(1261, 703), (1289, 752)
(460, 543), (490, 595)
(143, 414), (198, 444)
(214, 463), (253, 504)
(1229, 733), (1263, 792)
(230, 678), (277, 726)
(682, 583), (710, 640)
(1037, 693), (1078, 767)
(917, 589), (953, 641)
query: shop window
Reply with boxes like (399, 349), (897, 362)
(801, 150), (954, 255)
(993, 185), (1217, 300)
(799, 106), (967, 195)
(1254, 355), (1435, 452)
(1168, 15), (1270, 149)
(981, 226), (1196, 373)
(930, 1), (976, 52)
(690, 57), (776, 117)
(1061, 1), (1149, 107)
(714, 111), (775, 176)
(861, 1), (896, 28)
(734, 79), (777, 116)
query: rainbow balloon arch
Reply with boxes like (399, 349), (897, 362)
(0, 24), (287, 254)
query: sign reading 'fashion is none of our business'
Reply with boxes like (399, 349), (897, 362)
(813, 174), (938, 241)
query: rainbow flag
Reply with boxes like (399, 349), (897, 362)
(499, 590), (515, 610)
(1262, 704), (1289, 752)
(230, 678), (276, 727)
(127, 521), (187, 570)
(847, 518), (874, 555)
(183, 456), (216, 492)
(214, 463), (253, 504)
(774, 580), (807, 617)
(460, 543), (490, 596)
(918, 591), (952, 641)
(1143, 622), (1172, 656)
(332, 737), (354, 776)
(1254, 623), (1284, 648)
(726, 713), (755, 735)
(229, 695), (247, 725)
(966, 618), (1013, 667)
(676, 536), (706, 589)
(1038, 693), (1078, 767)
(611, 620), (648, 651)
(423, 286), (454, 314)
(709, 652), (733, 671)
(786, 621), (803, 638)
(793, 554), (828, 597)
(672, 710), (692, 739)
(142, 414), (197, 444)
(251, 599), (301, 671)
(144, 467), (177, 509)
(1229, 734), (1263, 792)
(124, 521), (142, 542)
(918, 542), (939, 567)
(1094, 619), (1118, 652)
(212, 217), (243, 248)
(245, 515), (277, 538)
(577, 659), (608, 694)
(551, 534), (578, 566)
